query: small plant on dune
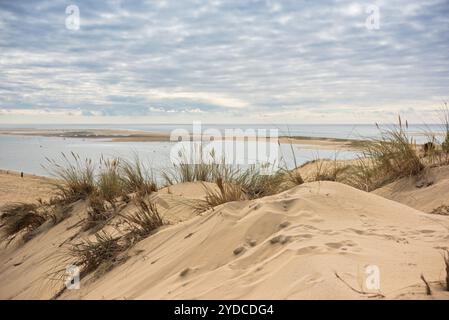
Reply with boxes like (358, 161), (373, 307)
(84, 158), (126, 230)
(278, 139), (304, 187)
(283, 168), (304, 186)
(68, 231), (124, 277)
(121, 197), (164, 239)
(164, 146), (291, 200)
(0, 202), (47, 245)
(119, 156), (157, 196)
(44, 152), (96, 203)
(162, 162), (214, 185)
(430, 205), (449, 216)
(235, 165), (286, 199)
(352, 117), (425, 191)
(213, 160), (286, 201)
(53, 200), (165, 290)
(162, 148), (216, 185)
(308, 157), (349, 182)
(85, 193), (116, 230)
(195, 177), (248, 213)
(97, 157), (123, 204)
(344, 157), (378, 191)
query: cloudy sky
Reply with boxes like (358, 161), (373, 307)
(0, 0), (448, 124)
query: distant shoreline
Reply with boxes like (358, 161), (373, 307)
(0, 128), (365, 150)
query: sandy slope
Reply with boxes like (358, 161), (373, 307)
(0, 175), (448, 299)
(373, 165), (449, 213)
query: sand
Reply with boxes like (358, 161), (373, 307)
(373, 165), (449, 214)
(0, 171), (448, 300)
(0, 170), (56, 206)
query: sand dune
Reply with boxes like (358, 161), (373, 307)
(60, 182), (449, 299)
(1, 171), (447, 300)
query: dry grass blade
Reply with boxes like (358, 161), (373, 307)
(420, 274), (432, 295)
(444, 250), (449, 291)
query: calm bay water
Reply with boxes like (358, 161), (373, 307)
(0, 123), (443, 180)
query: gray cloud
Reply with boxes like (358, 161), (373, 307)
(0, 0), (448, 123)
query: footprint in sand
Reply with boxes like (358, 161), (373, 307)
(419, 229), (435, 234)
(270, 234), (291, 244)
(296, 246), (320, 255)
(325, 240), (358, 252)
(279, 221), (290, 229)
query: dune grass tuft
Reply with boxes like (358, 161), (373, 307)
(85, 194), (117, 230)
(44, 152), (96, 203)
(237, 166), (287, 199)
(310, 158), (349, 182)
(0, 202), (47, 244)
(197, 177), (248, 212)
(119, 156), (157, 196)
(66, 199), (164, 279)
(68, 231), (124, 277)
(351, 117), (425, 191)
(122, 197), (164, 239)
(162, 162), (215, 185)
(96, 157), (123, 204)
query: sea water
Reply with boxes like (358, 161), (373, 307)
(0, 123), (443, 179)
